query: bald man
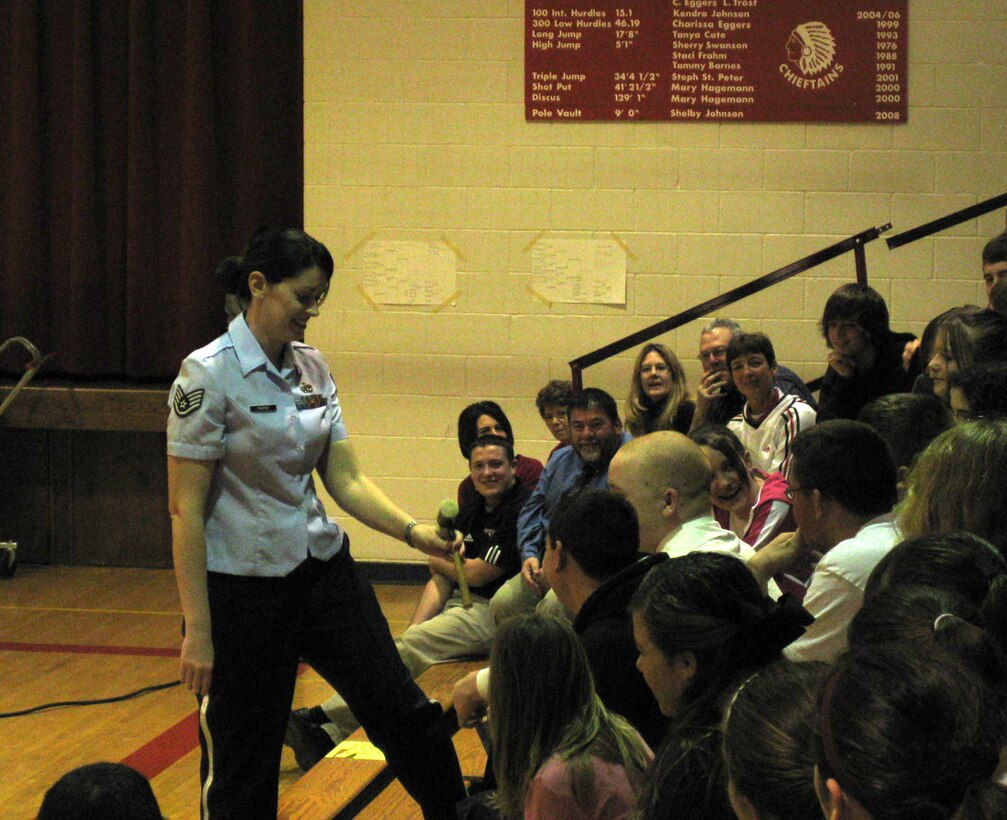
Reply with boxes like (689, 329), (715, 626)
(607, 431), (754, 559)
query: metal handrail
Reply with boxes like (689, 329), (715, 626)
(0, 337), (48, 418)
(568, 224), (891, 390)
(567, 188), (1007, 390)
(886, 191), (1007, 250)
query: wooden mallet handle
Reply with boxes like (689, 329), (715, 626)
(437, 498), (471, 608)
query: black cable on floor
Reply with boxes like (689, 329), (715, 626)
(0, 680), (180, 718)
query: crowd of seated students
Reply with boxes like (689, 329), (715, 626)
(436, 232), (1007, 819)
(456, 425), (1007, 820)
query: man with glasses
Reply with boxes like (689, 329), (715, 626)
(692, 317), (815, 429)
(750, 420), (899, 663)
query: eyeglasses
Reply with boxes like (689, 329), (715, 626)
(293, 289), (327, 309)
(697, 347), (728, 362)
(785, 485), (813, 501)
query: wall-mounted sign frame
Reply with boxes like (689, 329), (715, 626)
(525, 1), (907, 123)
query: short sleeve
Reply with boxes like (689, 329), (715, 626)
(166, 357), (226, 461)
(783, 566), (862, 663)
(326, 372), (349, 444)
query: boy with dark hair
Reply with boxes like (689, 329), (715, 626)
(542, 489), (668, 746)
(750, 420), (899, 662)
(982, 231), (1007, 305)
(726, 331), (816, 478)
(455, 400), (542, 508)
(38, 763), (163, 820)
(858, 393), (953, 496)
(817, 284), (918, 421)
(455, 490), (668, 748)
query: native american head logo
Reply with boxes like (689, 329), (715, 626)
(786, 22), (837, 77)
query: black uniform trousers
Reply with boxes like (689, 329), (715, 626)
(198, 537), (466, 819)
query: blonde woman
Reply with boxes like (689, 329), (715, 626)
(489, 614), (652, 820)
(898, 418), (1007, 556)
(625, 343), (694, 436)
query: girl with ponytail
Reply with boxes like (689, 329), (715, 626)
(629, 552), (811, 820)
(815, 642), (1007, 819)
(850, 585), (1007, 689)
(863, 531), (1007, 660)
(722, 660), (831, 820)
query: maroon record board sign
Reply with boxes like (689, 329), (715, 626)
(525, 1), (907, 123)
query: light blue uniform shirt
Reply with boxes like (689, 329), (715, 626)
(167, 314), (348, 576)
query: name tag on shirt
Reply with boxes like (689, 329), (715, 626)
(250, 404), (277, 413)
(296, 395), (326, 411)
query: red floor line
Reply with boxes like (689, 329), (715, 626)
(119, 663), (312, 780)
(0, 641), (179, 657)
(121, 711), (200, 780)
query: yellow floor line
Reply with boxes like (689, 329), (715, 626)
(0, 605), (180, 616)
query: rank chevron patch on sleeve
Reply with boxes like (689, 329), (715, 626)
(173, 385), (205, 416)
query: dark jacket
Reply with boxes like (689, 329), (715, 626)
(573, 552), (669, 749)
(817, 331), (918, 421)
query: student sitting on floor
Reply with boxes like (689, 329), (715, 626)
(456, 400), (542, 508)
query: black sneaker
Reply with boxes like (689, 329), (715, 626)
(301, 705), (329, 727)
(284, 707), (336, 771)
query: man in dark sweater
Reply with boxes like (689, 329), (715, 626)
(817, 284), (918, 420)
(542, 489), (668, 747)
(452, 489), (668, 749)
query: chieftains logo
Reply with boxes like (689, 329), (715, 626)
(780, 22), (844, 90)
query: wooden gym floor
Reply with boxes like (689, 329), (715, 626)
(0, 564), (465, 819)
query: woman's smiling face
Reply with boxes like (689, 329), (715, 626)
(701, 445), (751, 515)
(639, 350), (672, 404)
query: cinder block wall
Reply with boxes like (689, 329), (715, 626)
(304, 0), (1007, 561)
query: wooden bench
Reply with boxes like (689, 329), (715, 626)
(278, 660), (488, 820)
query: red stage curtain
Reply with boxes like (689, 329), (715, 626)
(0, 1), (303, 379)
